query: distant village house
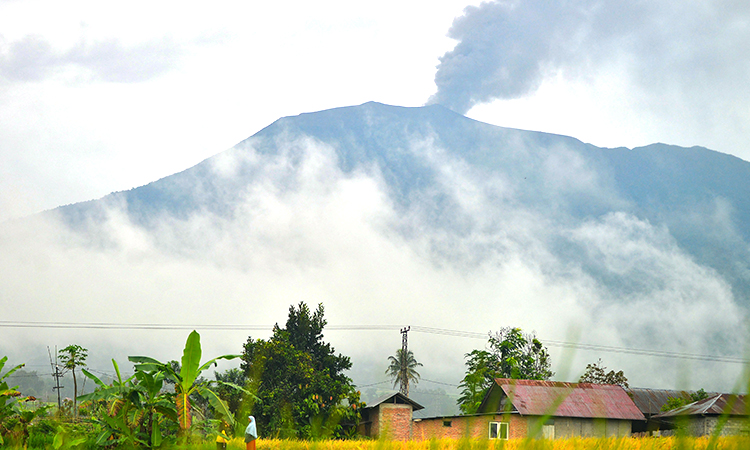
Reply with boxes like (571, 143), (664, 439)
(361, 378), (646, 440)
(653, 394), (748, 437)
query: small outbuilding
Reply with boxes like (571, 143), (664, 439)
(626, 388), (712, 433)
(653, 394), (749, 436)
(358, 392), (424, 440)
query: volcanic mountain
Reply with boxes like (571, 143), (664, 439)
(56, 101), (750, 302)
(5, 101), (748, 393)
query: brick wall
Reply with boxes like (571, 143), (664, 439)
(378, 404), (414, 440)
(413, 415), (635, 440)
(413, 415), (528, 440)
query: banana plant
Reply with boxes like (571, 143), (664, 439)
(80, 359), (177, 448)
(80, 359), (145, 447)
(132, 369), (178, 447)
(0, 356), (25, 446)
(129, 330), (247, 438)
(80, 358), (136, 402)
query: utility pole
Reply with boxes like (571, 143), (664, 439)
(47, 346), (64, 410)
(400, 326), (410, 396)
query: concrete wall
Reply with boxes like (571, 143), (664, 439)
(540, 417), (631, 438)
(684, 417), (750, 437)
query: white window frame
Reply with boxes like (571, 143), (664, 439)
(489, 422), (508, 440)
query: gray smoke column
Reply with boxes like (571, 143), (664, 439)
(427, 0), (750, 118)
(427, 0), (589, 114)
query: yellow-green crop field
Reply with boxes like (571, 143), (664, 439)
(208, 437), (750, 450)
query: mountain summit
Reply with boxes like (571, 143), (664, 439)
(6, 102), (747, 391)
(58, 101), (750, 301)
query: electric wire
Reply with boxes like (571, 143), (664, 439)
(421, 378), (459, 388)
(1, 320), (746, 364)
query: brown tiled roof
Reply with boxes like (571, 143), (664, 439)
(494, 378), (645, 420)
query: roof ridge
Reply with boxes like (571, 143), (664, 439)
(701, 394), (723, 414)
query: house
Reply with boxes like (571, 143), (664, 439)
(413, 378), (645, 439)
(358, 392), (424, 440)
(468, 378), (646, 439)
(363, 379), (646, 440)
(626, 388), (711, 433)
(653, 394), (749, 436)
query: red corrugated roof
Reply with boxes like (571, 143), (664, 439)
(495, 378), (645, 420)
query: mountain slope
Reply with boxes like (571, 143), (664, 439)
(4, 101), (743, 392)
(56, 102), (750, 300)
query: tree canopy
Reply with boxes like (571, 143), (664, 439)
(660, 388), (709, 412)
(58, 345), (88, 416)
(241, 302), (364, 439)
(578, 359), (629, 388)
(457, 327), (553, 414)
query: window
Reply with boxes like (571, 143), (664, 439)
(443, 420), (452, 427)
(489, 422), (508, 440)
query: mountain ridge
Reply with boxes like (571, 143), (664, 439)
(50, 101), (750, 302)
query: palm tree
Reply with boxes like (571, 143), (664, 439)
(385, 349), (422, 397)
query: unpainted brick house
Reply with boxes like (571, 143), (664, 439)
(361, 379), (646, 440)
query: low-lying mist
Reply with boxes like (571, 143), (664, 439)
(2, 122), (747, 398)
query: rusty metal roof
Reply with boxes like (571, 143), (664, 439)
(626, 388), (697, 416)
(494, 378), (645, 420)
(363, 391), (424, 411)
(654, 394), (747, 418)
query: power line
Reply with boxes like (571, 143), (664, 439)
(421, 378), (459, 388)
(0, 321), (274, 330)
(356, 380), (391, 388)
(408, 326), (749, 364)
(0, 321), (403, 331)
(1, 320), (746, 364)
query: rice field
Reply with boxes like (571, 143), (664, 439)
(210, 437), (750, 450)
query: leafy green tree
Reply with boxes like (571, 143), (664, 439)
(214, 368), (247, 417)
(385, 349), (422, 396)
(241, 302), (365, 439)
(578, 359), (629, 388)
(660, 388), (710, 412)
(457, 327), (553, 414)
(58, 345), (88, 416)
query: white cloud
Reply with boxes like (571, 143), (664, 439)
(0, 0), (747, 396)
